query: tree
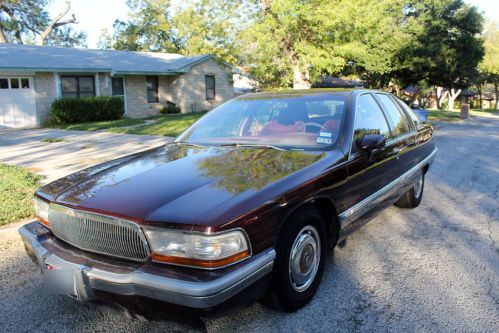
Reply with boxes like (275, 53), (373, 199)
(112, 0), (177, 52)
(97, 28), (113, 49)
(240, 0), (408, 89)
(389, 0), (484, 110)
(0, 0), (86, 47)
(170, 0), (252, 64)
(480, 21), (499, 109)
(111, 0), (249, 63)
(424, 0), (484, 110)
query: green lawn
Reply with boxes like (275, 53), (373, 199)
(0, 164), (42, 226)
(48, 117), (147, 131)
(108, 112), (207, 137)
(428, 110), (462, 122)
(428, 109), (499, 122)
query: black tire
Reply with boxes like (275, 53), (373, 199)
(264, 207), (327, 312)
(396, 170), (425, 209)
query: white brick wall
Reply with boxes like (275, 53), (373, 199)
(31, 59), (234, 122)
(172, 59), (234, 113)
(34, 73), (57, 125)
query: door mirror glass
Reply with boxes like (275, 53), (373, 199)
(358, 134), (385, 151)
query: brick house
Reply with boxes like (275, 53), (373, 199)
(0, 44), (235, 128)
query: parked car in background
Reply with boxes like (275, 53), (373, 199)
(20, 89), (436, 312)
(410, 104), (430, 122)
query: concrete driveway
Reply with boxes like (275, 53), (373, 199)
(1, 118), (498, 332)
(0, 128), (171, 183)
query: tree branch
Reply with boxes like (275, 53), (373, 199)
(37, 1), (78, 45)
(2, 7), (24, 43)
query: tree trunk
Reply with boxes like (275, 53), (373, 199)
(447, 88), (461, 111)
(435, 86), (448, 109)
(290, 54), (310, 89)
(477, 85), (482, 110)
(2, 8), (23, 43)
(494, 82), (498, 110)
(0, 29), (6, 43)
(408, 88), (420, 106)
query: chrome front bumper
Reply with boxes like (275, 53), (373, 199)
(19, 221), (275, 309)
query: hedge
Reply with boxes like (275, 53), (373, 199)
(51, 96), (124, 124)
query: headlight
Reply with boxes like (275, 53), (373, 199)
(144, 228), (250, 269)
(34, 197), (50, 227)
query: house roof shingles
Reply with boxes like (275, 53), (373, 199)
(0, 43), (214, 75)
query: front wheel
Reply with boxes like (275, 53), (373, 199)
(396, 170), (425, 208)
(264, 207), (327, 312)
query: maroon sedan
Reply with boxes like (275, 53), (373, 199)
(20, 89), (436, 312)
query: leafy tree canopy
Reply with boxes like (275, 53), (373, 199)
(0, 0), (86, 47)
(106, 0), (484, 94)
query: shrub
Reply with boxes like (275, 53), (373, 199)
(51, 96), (124, 124)
(160, 101), (181, 114)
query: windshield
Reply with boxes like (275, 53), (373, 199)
(177, 93), (348, 150)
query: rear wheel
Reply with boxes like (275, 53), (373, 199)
(396, 170), (425, 208)
(264, 207), (326, 312)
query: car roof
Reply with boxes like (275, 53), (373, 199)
(235, 88), (381, 100)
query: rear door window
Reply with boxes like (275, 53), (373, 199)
(376, 94), (412, 137)
(392, 96), (423, 128)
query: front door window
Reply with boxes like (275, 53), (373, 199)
(111, 77), (124, 97)
(111, 77), (126, 114)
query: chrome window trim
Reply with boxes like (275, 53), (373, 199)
(339, 147), (438, 228)
(385, 131), (417, 146)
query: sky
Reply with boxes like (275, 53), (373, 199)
(47, 0), (499, 49)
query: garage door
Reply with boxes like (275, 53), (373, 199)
(0, 77), (37, 128)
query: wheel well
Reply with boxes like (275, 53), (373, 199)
(423, 163), (429, 175)
(312, 198), (340, 248)
(279, 198), (340, 249)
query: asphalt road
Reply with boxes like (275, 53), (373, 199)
(1, 117), (498, 333)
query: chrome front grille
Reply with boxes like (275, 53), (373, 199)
(49, 205), (151, 262)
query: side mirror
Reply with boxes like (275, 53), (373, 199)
(358, 134), (385, 152)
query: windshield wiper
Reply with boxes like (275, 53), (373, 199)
(215, 143), (285, 151)
(173, 141), (205, 148)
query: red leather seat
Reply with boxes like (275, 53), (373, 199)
(260, 120), (305, 136)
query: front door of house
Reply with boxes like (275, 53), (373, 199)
(111, 77), (126, 115)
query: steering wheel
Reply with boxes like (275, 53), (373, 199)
(297, 122), (326, 132)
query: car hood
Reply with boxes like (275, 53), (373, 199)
(38, 144), (326, 227)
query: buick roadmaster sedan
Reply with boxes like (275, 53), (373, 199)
(20, 89), (436, 312)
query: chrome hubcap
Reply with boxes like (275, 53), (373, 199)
(289, 225), (321, 292)
(414, 173), (423, 198)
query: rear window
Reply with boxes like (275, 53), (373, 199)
(392, 96), (423, 127)
(376, 94), (412, 136)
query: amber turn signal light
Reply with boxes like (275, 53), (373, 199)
(151, 250), (250, 269)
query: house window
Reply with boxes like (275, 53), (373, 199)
(0, 79), (8, 89)
(10, 78), (19, 89)
(21, 78), (30, 88)
(60, 76), (95, 98)
(205, 75), (215, 100)
(146, 76), (158, 103)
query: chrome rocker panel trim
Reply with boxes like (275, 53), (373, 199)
(339, 147), (438, 228)
(18, 224), (276, 309)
